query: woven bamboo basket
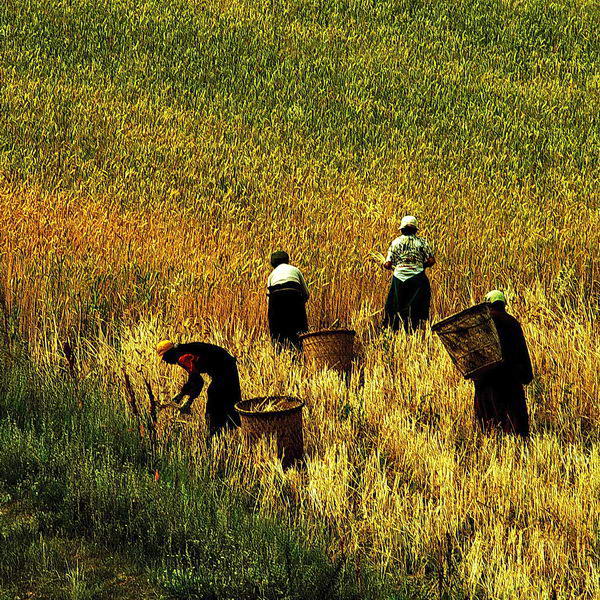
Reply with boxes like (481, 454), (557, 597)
(432, 303), (504, 379)
(235, 397), (304, 469)
(299, 329), (356, 373)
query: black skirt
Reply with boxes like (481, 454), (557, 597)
(206, 358), (242, 436)
(383, 271), (431, 332)
(268, 285), (308, 349)
(474, 370), (529, 437)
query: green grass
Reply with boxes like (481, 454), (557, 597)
(0, 353), (431, 600)
(1, 0), (598, 205)
(0, 509), (158, 600)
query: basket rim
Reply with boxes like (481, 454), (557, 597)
(431, 302), (491, 332)
(235, 396), (305, 416)
(464, 359), (505, 380)
(299, 328), (356, 340)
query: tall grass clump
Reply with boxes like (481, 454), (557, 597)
(0, 353), (406, 600)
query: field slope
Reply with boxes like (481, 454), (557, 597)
(1, 1), (599, 598)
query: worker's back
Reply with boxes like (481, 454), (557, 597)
(268, 263), (309, 298)
(489, 307), (533, 385)
(176, 342), (236, 377)
(386, 234), (433, 281)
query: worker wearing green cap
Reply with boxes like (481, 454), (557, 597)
(474, 290), (533, 437)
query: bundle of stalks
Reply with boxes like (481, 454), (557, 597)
(367, 251), (386, 266)
(253, 397), (293, 413)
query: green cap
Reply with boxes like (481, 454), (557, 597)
(485, 290), (506, 304)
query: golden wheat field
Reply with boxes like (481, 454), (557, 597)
(2, 174), (599, 598)
(1, 0), (599, 598)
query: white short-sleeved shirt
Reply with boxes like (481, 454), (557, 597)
(267, 264), (309, 298)
(386, 235), (434, 282)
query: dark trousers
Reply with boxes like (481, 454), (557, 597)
(206, 362), (242, 436)
(383, 272), (431, 332)
(474, 371), (530, 437)
(268, 289), (308, 350)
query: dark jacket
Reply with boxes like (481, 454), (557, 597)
(491, 307), (533, 385)
(166, 342), (241, 434)
(474, 306), (533, 436)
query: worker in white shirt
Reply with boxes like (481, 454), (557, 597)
(267, 251), (309, 349)
(382, 215), (435, 332)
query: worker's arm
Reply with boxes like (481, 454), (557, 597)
(422, 239), (436, 269)
(297, 269), (310, 301)
(180, 372), (204, 399)
(513, 322), (533, 385)
(177, 354), (205, 399)
(498, 318), (533, 385)
(383, 244), (394, 270)
(425, 256), (436, 268)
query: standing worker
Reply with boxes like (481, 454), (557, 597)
(474, 291), (533, 437)
(156, 341), (241, 436)
(382, 215), (435, 332)
(267, 250), (309, 349)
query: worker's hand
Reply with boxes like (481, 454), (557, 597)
(383, 260), (393, 270)
(158, 393), (184, 411)
(171, 393), (185, 405)
(159, 401), (178, 411)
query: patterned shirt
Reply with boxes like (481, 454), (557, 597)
(386, 235), (434, 282)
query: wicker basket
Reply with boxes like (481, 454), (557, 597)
(432, 303), (504, 379)
(299, 329), (356, 373)
(235, 397), (304, 469)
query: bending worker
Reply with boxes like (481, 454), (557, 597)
(156, 340), (241, 436)
(267, 250), (309, 349)
(383, 215), (435, 332)
(474, 291), (533, 437)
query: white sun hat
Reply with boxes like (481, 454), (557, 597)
(400, 215), (418, 230)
